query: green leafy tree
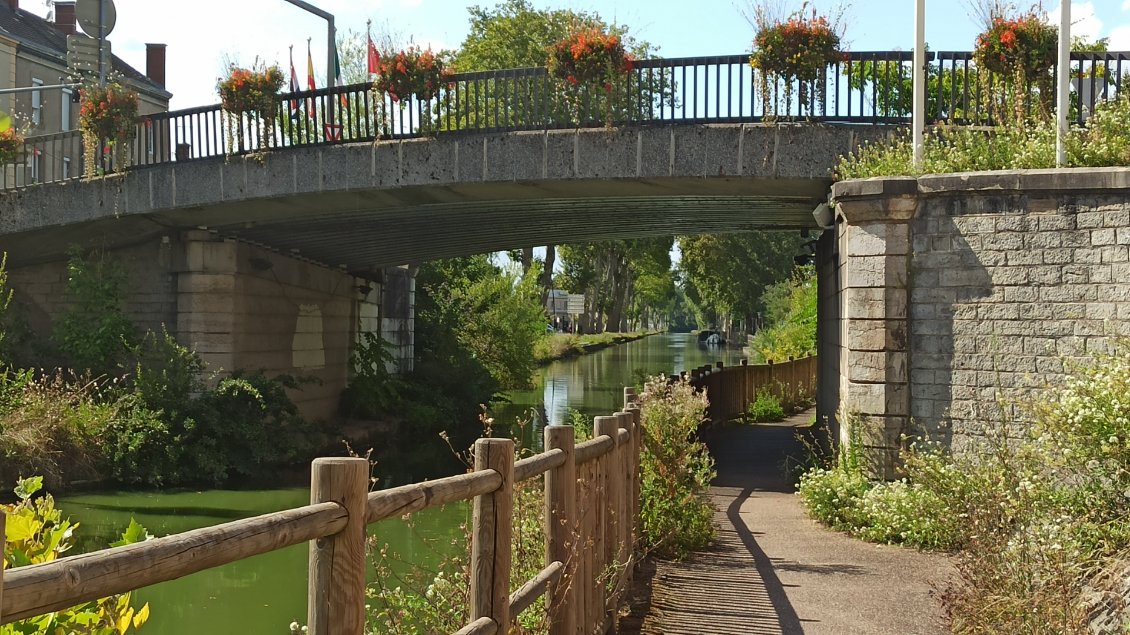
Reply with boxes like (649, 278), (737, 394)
(677, 232), (803, 335)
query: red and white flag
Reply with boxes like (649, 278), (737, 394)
(288, 46), (300, 119)
(367, 28), (380, 75)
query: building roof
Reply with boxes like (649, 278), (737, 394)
(0, 3), (171, 101)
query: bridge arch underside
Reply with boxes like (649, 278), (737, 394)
(0, 124), (880, 419)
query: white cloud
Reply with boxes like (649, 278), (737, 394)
(1123, 0), (1130, 11)
(1048, 2), (1104, 42)
(1109, 24), (1130, 49)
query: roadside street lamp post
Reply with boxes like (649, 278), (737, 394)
(912, 0), (925, 171)
(1056, 3), (1071, 167)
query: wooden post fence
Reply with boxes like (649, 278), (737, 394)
(308, 457), (368, 635)
(1, 392), (647, 635)
(471, 438), (514, 630)
(544, 426), (576, 635)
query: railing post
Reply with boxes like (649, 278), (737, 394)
(545, 426), (576, 635)
(614, 411), (633, 572)
(471, 438), (514, 630)
(307, 457), (368, 635)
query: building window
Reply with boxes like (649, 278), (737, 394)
(61, 88), (72, 131)
(62, 157), (71, 179)
(27, 150), (40, 183)
(31, 78), (43, 126)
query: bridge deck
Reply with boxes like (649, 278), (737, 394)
(621, 413), (952, 634)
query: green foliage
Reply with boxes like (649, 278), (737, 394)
(638, 376), (716, 559)
(797, 350), (1130, 633)
(341, 332), (406, 418)
(0, 370), (111, 489)
(52, 248), (135, 377)
(746, 389), (785, 423)
(368, 422), (550, 634)
(837, 93), (1130, 179)
(748, 266), (817, 363)
(678, 232), (803, 335)
(2, 477), (151, 634)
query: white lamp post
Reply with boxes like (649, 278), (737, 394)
(1056, 3), (1071, 167)
(913, 0), (926, 172)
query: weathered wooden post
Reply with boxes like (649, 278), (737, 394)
(308, 457), (369, 635)
(625, 403), (642, 562)
(1, 510), (6, 624)
(614, 411), (633, 569)
(594, 415), (620, 632)
(471, 438), (514, 630)
(545, 426), (576, 635)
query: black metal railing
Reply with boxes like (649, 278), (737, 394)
(3, 50), (1127, 191)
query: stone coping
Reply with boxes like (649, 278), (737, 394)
(833, 167), (1130, 201)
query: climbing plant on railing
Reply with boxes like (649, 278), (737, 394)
(0, 126), (23, 165)
(217, 62), (285, 153)
(749, 4), (843, 117)
(973, 10), (1057, 127)
(79, 81), (139, 177)
(548, 28), (634, 126)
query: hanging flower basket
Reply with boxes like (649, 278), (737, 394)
(974, 13), (1057, 82)
(373, 47), (451, 102)
(79, 82), (139, 177)
(749, 8), (842, 117)
(218, 64), (285, 119)
(547, 28), (634, 90)
(0, 127), (24, 165)
(974, 11), (1057, 126)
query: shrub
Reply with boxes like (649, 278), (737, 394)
(340, 332), (406, 419)
(746, 389), (785, 423)
(638, 376), (715, 559)
(749, 266), (816, 363)
(836, 93), (1130, 179)
(52, 248), (135, 377)
(797, 349), (1130, 633)
(2, 476), (151, 634)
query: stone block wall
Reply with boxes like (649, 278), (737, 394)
(908, 176), (1130, 451)
(8, 239), (179, 364)
(7, 230), (414, 422)
(833, 169), (1130, 460)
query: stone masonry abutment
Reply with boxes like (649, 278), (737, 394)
(832, 168), (1130, 475)
(7, 233), (414, 420)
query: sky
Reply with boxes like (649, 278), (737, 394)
(17, 0), (1130, 110)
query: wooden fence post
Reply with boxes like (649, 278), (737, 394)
(545, 426), (576, 635)
(471, 438), (514, 630)
(1, 510), (6, 624)
(625, 404), (642, 557)
(308, 457), (369, 635)
(614, 411), (633, 568)
(594, 415), (620, 632)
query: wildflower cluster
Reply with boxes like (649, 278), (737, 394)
(547, 28), (634, 91)
(217, 64), (285, 118)
(79, 82), (139, 142)
(0, 127), (23, 165)
(373, 47), (451, 102)
(974, 12), (1057, 81)
(798, 348), (1130, 632)
(749, 8), (842, 83)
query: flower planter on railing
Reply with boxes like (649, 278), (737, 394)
(218, 64), (285, 153)
(3, 50), (1129, 191)
(79, 82), (139, 178)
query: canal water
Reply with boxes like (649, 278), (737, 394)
(57, 333), (741, 634)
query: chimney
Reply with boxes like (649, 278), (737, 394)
(6, 0), (17, 11)
(146, 43), (166, 88)
(53, 1), (76, 35)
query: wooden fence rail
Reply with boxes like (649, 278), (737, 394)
(688, 356), (818, 424)
(0, 390), (644, 635)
